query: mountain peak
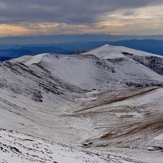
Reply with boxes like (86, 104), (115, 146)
(83, 44), (125, 59)
(83, 44), (163, 60)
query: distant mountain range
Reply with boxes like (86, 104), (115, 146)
(0, 39), (163, 61)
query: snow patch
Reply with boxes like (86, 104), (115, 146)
(10, 53), (47, 65)
(154, 133), (163, 141)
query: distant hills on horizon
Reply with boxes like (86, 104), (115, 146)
(1, 34), (163, 45)
(0, 39), (163, 61)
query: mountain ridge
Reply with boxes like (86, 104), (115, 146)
(1, 44), (162, 92)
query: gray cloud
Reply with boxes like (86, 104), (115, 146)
(0, 0), (163, 24)
(122, 11), (136, 16)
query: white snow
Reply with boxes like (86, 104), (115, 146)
(83, 44), (126, 59)
(119, 46), (163, 58)
(0, 129), (136, 163)
(84, 44), (163, 59)
(10, 53), (47, 65)
(154, 133), (163, 140)
(40, 54), (98, 89)
(115, 112), (143, 118)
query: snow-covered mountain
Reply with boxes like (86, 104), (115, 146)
(9, 44), (163, 91)
(84, 44), (163, 75)
(0, 44), (163, 163)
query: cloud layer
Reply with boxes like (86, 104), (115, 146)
(1, 0), (163, 24)
(0, 0), (163, 36)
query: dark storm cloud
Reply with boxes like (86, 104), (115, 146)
(0, 0), (163, 24)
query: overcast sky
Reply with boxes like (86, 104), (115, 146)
(0, 0), (163, 36)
